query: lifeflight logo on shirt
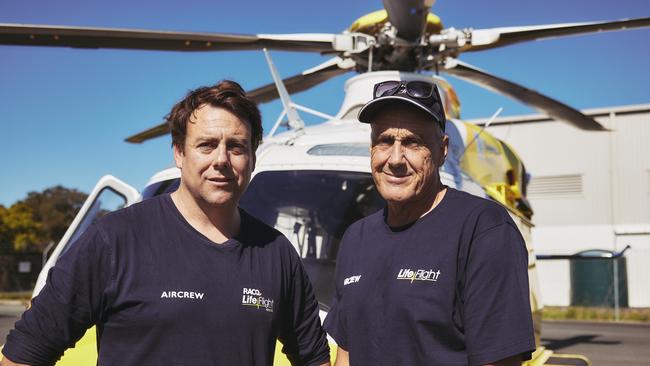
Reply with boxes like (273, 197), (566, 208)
(396, 268), (441, 283)
(241, 287), (274, 313)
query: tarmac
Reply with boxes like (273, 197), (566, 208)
(0, 301), (27, 345)
(1, 301), (649, 365)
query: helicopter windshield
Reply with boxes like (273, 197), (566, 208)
(240, 170), (386, 308)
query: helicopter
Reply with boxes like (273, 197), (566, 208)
(2, 0), (649, 365)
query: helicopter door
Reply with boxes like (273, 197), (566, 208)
(32, 175), (139, 298)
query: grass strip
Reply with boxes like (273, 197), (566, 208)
(543, 306), (650, 322)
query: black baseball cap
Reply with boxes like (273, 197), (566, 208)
(357, 80), (446, 131)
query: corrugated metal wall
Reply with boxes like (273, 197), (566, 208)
(609, 111), (650, 224)
(482, 104), (650, 307)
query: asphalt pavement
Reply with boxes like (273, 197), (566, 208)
(1, 303), (649, 365)
(0, 302), (26, 346)
(542, 320), (650, 365)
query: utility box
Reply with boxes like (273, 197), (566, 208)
(570, 249), (628, 307)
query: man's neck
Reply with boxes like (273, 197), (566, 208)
(170, 187), (241, 244)
(386, 182), (447, 228)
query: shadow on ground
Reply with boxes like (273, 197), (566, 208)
(542, 335), (620, 351)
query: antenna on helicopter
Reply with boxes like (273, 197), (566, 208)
(263, 48), (305, 136)
(459, 107), (503, 161)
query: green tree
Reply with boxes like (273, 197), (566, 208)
(0, 205), (10, 252)
(3, 186), (87, 252)
(2, 202), (44, 252)
(22, 186), (87, 246)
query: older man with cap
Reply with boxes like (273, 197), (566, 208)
(323, 80), (535, 365)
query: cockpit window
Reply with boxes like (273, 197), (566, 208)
(307, 143), (369, 157)
(240, 170), (385, 307)
(141, 179), (180, 200)
(63, 187), (129, 256)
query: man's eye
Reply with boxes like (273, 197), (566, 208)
(229, 143), (247, 154)
(375, 137), (393, 147)
(198, 143), (216, 150)
(403, 139), (420, 147)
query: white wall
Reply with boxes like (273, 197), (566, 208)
(532, 225), (616, 306)
(481, 104), (650, 307)
(615, 230), (650, 307)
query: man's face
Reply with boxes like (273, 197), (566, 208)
(173, 105), (255, 208)
(370, 104), (448, 205)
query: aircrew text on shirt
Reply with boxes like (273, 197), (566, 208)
(344, 275), (362, 286)
(160, 291), (204, 299)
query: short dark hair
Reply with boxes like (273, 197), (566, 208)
(167, 80), (263, 151)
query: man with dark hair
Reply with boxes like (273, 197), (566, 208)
(2, 80), (331, 366)
(323, 80), (535, 365)
(167, 80), (264, 152)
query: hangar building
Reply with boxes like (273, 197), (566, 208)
(473, 103), (650, 308)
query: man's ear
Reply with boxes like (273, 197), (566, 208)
(440, 134), (449, 166)
(173, 144), (184, 170)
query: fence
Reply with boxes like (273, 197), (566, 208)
(537, 245), (631, 320)
(0, 253), (43, 292)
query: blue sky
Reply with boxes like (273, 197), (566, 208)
(1, 0), (649, 206)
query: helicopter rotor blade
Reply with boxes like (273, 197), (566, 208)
(125, 57), (355, 143)
(248, 56), (354, 104)
(382, 0), (434, 42)
(124, 123), (170, 145)
(0, 23), (372, 53)
(442, 58), (608, 131)
(464, 17), (650, 52)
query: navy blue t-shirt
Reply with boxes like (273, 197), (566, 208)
(323, 188), (535, 365)
(3, 194), (329, 366)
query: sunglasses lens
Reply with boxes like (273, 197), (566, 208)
(374, 81), (401, 98)
(407, 81), (433, 98)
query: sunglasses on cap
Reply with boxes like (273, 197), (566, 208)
(359, 80), (445, 131)
(373, 80), (436, 100)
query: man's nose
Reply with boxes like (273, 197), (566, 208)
(388, 141), (405, 166)
(212, 143), (230, 169)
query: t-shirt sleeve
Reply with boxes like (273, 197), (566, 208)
(2, 223), (114, 365)
(278, 248), (330, 366)
(462, 220), (536, 366)
(321, 229), (350, 351)
(322, 287), (346, 350)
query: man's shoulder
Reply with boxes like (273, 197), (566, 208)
(445, 188), (514, 231)
(445, 187), (493, 210)
(337, 209), (385, 255)
(347, 208), (385, 234)
(95, 194), (169, 234)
